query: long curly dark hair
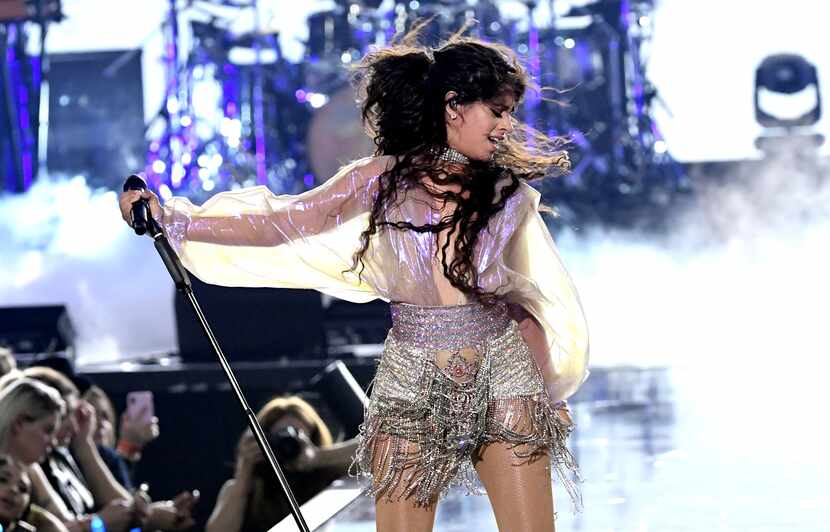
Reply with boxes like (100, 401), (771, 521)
(350, 25), (571, 303)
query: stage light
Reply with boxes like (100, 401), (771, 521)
(307, 92), (329, 109)
(754, 54), (820, 128)
(171, 163), (186, 185)
(159, 183), (173, 201)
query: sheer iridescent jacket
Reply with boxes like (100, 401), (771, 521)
(160, 157), (589, 403)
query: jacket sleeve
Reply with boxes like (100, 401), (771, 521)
(503, 183), (590, 403)
(157, 157), (387, 302)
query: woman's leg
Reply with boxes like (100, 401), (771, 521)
(375, 494), (438, 532)
(474, 441), (555, 532)
(372, 434), (439, 532)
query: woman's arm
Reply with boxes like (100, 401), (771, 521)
(507, 303), (548, 361)
(27, 464), (74, 522)
(293, 437), (359, 474)
(182, 156), (389, 245)
(122, 156), (388, 249)
(205, 480), (248, 532)
(206, 430), (264, 532)
(71, 402), (133, 505)
(23, 504), (71, 532)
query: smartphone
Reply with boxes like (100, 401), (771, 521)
(125, 391), (155, 423)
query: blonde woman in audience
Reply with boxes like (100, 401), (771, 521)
(0, 347), (17, 377)
(0, 380), (69, 532)
(207, 396), (358, 532)
(22, 367), (199, 532)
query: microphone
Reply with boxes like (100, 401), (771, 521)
(123, 175), (150, 235)
(122, 174), (191, 290)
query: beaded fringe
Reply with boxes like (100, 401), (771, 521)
(348, 304), (583, 511)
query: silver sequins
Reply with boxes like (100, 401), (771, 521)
(349, 302), (583, 510)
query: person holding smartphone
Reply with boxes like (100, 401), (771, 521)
(21, 367), (199, 532)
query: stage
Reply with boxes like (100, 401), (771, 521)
(266, 363), (825, 531)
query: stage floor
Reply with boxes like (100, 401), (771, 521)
(273, 365), (826, 531)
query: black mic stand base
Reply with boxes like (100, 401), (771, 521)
(145, 218), (311, 532)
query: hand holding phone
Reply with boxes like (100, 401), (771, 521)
(121, 391), (159, 447)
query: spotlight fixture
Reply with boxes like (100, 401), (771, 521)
(754, 53), (821, 128)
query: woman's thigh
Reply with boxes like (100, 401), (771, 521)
(372, 434), (439, 532)
(474, 441), (555, 532)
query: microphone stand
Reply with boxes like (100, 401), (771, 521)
(142, 217), (311, 532)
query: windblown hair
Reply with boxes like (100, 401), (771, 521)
(350, 24), (570, 302)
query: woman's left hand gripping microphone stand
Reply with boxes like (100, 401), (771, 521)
(122, 175), (312, 532)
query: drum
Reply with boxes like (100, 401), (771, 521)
(306, 84), (375, 182)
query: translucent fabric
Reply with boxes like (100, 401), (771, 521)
(159, 156), (589, 403)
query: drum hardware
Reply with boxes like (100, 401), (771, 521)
(134, 0), (682, 227)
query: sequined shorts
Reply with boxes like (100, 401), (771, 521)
(350, 302), (580, 508)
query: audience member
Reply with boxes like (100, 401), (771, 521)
(0, 379), (69, 532)
(0, 453), (35, 532)
(23, 366), (199, 531)
(206, 396), (358, 532)
(0, 347), (17, 377)
(81, 386), (133, 491)
(20, 367), (139, 532)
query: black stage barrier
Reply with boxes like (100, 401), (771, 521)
(174, 276), (392, 363)
(174, 276), (326, 362)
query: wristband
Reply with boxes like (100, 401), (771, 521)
(116, 438), (143, 461)
(90, 515), (105, 532)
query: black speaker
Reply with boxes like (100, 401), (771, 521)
(174, 276), (325, 363)
(0, 305), (75, 354)
(46, 49), (144, 187)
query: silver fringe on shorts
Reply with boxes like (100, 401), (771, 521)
(349, 301), (582, 509)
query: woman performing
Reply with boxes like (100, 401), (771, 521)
(119, 28), (589, 532)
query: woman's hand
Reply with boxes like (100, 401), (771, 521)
(286, 430), (319, 473)
(119, 407), (160, 450)
(71, 400), (97, 446)
(131, 487), (150, 529)
(96, 499), (136, 532)
(118, 189), (162, 228)
(553, 401), (575, 432)
(234, 432), (264, 486)
(146, 490), (200, 530)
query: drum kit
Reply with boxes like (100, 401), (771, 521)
(145, 0), (683, 223)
